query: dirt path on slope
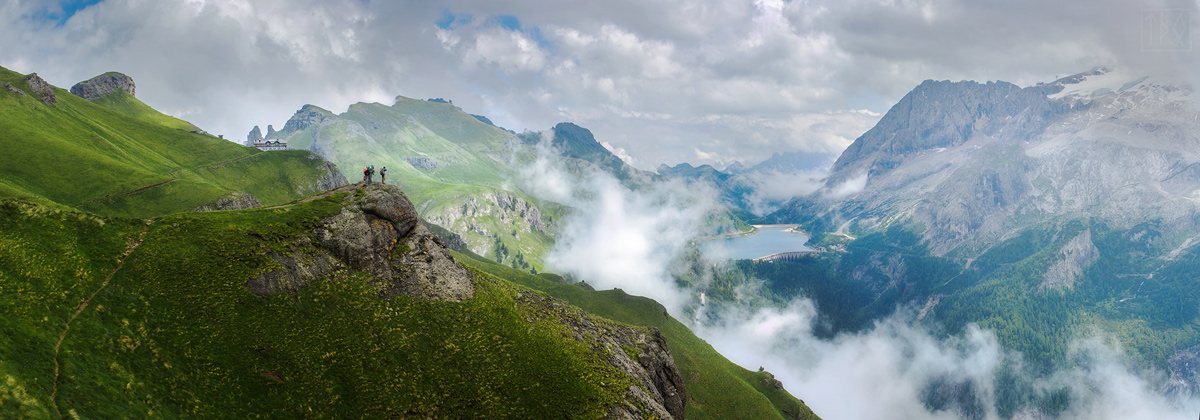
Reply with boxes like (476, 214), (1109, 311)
(49, 219), (154, 414)
(82, 151), (265, 205)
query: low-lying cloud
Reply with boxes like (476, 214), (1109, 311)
(737, 169), (827, 216)
(694, 298), (1200, 420)
(516, 135), (714, 313)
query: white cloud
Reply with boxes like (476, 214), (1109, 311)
(693, 299), (1200, 420)
(516, 137), (713, 314)
(829, 171), (868, 198)
(2, 0), (1193, 169)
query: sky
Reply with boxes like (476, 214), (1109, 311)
(1, 0), (1197, 170)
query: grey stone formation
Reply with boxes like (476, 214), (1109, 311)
(4, 82), (25, 97)
(191, 191), (262, 212)
(405, 156), (440, 170)
(247, 125), (263, 143)
(23, 73), (55, 105)
(280, 104), (329, 135)
(69, 72), (136, 101)
(247, 183), (474, 302)
(828, 78), (1070, 185)
(1040, 229), (1099, 290)
(513, 289), (686, 420)
(265, 124), (276, 138)
(300, 160), (349, 193)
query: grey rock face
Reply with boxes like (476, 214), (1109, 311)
(247, 125), (263, 143)
(829, 79), (1072, 184)
(266, 124), (276, 138)
(249, 183), (474, 302)
(513, 289), (686, 420)
(23, 73), (55, 105)
(783, 72), (1200, 258)
(405, 156), (440, 170)
(69, 72), (136, 101)
(192, 191), (262, 212)
(281, 105), (329, 134)
(1041, 229), (1098, 290)
(4, 82), (25, 97)
(311, 161), (349, 192)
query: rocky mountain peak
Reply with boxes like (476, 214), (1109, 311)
(279, 104), (331, 136)
(247, 125), (263, 143)
(23, 73), (56, 105)
(266, 124), (276, 138)
(70, 71), (136, 101)
(828, 78), (1073, 184)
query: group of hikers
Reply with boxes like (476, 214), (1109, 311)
(362, 165), (387, 184)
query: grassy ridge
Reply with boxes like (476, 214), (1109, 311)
(278, 97), (557, 271)
(454, 253), (821, 420)
(0, 66), (340, 218)
(1, 197), (642, 419)
(89, 89), (199, 132)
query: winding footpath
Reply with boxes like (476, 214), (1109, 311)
(49, 220), (154, 414)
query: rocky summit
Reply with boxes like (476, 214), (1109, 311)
(248, 183), (475, 302)
(781, 69), (1200, 257)
(70, 71), (136, 101)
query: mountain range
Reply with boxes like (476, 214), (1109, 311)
(0, 66), (817, 420)
(695, 68), (1200, 417)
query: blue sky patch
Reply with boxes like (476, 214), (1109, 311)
(437, 11), (553, 52)
(25, 0), (104, 26)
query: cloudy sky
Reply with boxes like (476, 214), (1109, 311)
(2, 0), (1196, 169)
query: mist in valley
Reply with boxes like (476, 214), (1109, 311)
(515, 134), (1200, 420)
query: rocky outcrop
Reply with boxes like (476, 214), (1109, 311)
(405, 156), (440, 171)
(247, 126), (263, 144)
(4, 82), (25, 97)
(248, 183), (474, 302)
(69, 72), (136, 101)
(299, 159), (349, 194)
(513, 289), (686, 420)
(266, 124), (276, 138)
(280, 105), (330, 135)
(1041, 229), (1099, 290)
(192, 191), (262, 212)
(23, 73), (55, 105)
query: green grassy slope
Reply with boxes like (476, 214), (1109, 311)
(276, 97), (559, 271)
(0, 196), (643, 419)
(455, 254), (821, 420)
(0, 66), (339, 218)
(88, 88), (199, 132)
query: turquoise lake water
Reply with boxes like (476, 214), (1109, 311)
(700, 225), (813, 261)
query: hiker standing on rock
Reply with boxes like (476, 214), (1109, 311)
(363, 166), (371, 184)
(381, 166), (387, 184)
(368, 165), (375, 183)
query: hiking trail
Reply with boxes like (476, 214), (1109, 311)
(49, 219), (153, 414)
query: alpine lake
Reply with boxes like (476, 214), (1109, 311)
(700, 224), (813, 261)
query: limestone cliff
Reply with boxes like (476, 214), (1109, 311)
(778, 69), (1200, 258)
